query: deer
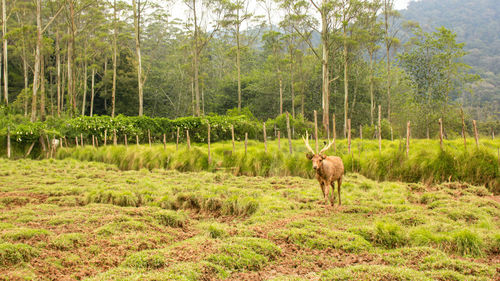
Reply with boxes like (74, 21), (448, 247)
(303, 132), (344, 206)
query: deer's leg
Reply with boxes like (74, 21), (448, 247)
(337, 177), (342, 206)
(318, 181), (326, 201)
(329, 181), (336, 206)
(323, 180), (331, 205)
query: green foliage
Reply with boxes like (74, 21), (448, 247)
(320, 265), (431, 281)
(0, 243), (40, 267)
(207, 237), (281, 271)
(50, 233), (86, 250)
(154, 210), (188, 228)
(451, 229), (484, 257)
(373, 222), (408, 248)
(122, 250), (166, 269)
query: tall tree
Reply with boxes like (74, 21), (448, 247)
(383, 0), (399, 122)
(132, 0), (145, 116)
(2, 0), (8, 105)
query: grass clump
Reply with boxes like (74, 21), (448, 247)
(2, 228), (51, 241)
(319, 264), (431, 281)
(154, 210), (188, 228)
(0, 242), (40, 266)
(121, 249), (166, 269)
(207, 223), (228, 239)
(207, 237), (281, 271)
(451, 229), (483, 257)
(373, 222), (407, 248)
(50, 233), (86, 250)
(277, 222), (371, 253)
(86, 189), (141, 207)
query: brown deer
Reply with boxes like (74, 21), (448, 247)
(303, 132), (344, 206)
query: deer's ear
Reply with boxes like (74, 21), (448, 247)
(306, 153), (313, 160)
(320, 154), (327, 159)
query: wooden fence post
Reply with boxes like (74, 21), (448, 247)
(406, 121), (411, 157)
(286, 112), (292, 154)
(347, 119), (351, 154)
(104, 130), (107, 146)
(124, 134), (128, 147)
(136, 135), (139, 145)
(80, 133), (84, 146)
(176, 127), (180, 151)
(163, 133), (166, 150)
(263, 122), (267, 153)
(59, 138), (63, 148)
(6, 125), (10, 159)
(332, 113), (336, 152)
(461, 107), (466, 150)
(208, 124), (211, 164)
(231, 125), (235, 154)
(473, 120), (479, 148)
(75, 137), (78, 147)
(92, 135), (95, 147)
(113, 129), (117, 146)
(148, 129), (152, 147)
(378, 105), (382, 153)
(186, 130), (191, 150)
(245, 132), (248, 155)
(439, 118), (443, 150)
(491, 128), (495, 140)
(314, 110), (318, 153)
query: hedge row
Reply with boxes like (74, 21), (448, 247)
(0, 113), (313, 145)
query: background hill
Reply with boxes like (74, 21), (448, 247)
(400, 0), (500, 120)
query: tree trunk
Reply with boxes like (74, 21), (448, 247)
(2, 0), (8, 105)
(90, 68), (95, 116)
(112, 0), (117, 117)
(81, 47), (87, 115)
(40, 54), (46, 120)
(68, 0), (77, 114)
(369, 50), (374, 125)
(321, 11), (330, 135)
(290, 47), (295, 118)
(132, 0), (144, 116)
(384, 0), (391, 122)
(31, 0), (42, 122)
(56, 31), (61, 116)
(236, 10), (242, 111)
(343, 26), (349, 138)
(192, 0), (201, 116)
(23, 38), (28, 116)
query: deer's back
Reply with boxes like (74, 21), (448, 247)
(321, 156), (344, 181)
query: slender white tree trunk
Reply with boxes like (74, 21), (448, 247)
(2, 0), (8, 105)
(31, 0), (42, 122)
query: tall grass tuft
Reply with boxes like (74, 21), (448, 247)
(56, 138), (500, 193)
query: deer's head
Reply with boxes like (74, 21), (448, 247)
(303, 131), (334, 171)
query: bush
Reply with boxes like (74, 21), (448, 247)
(451, 229), (483, 257)
(0, 243), (40, 266)
(374, 222), (407, 248)
(154, 210), (188, 228)
(121, 250), (166, 269)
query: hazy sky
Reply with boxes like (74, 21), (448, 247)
(168, 0), (418, 28)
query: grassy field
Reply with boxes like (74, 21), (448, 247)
(55, 138), (500, 192)
(0, 158), (499, 280)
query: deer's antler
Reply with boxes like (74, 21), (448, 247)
(319, 138), (334, 154)
(302, 131), (316, 154)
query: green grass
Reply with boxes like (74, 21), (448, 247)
(0, 158), (498, 280)
(55, 138), (500, 193)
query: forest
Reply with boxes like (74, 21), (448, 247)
(0, 0), (497, 139)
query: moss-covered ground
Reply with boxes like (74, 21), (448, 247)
(0, 158), (498, 280)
